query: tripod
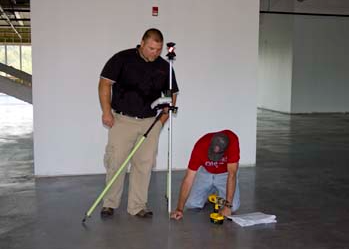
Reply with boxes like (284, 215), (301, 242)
(165, 42), (177, 215)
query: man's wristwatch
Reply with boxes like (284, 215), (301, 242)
(224, 201), (232, 208)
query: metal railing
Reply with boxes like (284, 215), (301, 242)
(0, 62), (32, 86)
(0, 62), (32, 104)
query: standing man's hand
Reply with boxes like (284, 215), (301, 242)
(159, 94), (177, 125)
(170, 209), (183, 220)
(98, 78), (113, 128)
(159, 107), (169, 125)
(102, 111), (114, 128)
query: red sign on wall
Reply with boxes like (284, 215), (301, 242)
(152, 6), (158, 16)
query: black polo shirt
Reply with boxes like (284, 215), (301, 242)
(100, 46), (179, 118)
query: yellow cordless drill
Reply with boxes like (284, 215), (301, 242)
(208, 194), (226, 224)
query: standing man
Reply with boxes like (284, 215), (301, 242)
(99, 28), (179, 218)
(170, 130), (240, 220)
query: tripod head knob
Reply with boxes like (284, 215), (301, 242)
(166, 42), (176, 59)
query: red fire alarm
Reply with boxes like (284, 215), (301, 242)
(152, 6), (158, 16)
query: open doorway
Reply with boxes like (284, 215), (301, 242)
(0, 43), (33, 193)
(0, 93), (33, 190)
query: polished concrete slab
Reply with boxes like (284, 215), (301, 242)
(1, 101), (349, 249)
(0, 95), (34, 239)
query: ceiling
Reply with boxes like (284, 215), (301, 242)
(0, 0), (348, 45)
(0, 0), (30, 44)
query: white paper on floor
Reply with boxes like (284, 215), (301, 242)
(227, 212), (277, 227)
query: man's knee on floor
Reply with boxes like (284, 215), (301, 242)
(185, 202), (205, 210)
(185, 196), (207, 209)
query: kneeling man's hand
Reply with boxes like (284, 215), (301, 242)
(170, 209), (183, 220)
(219, 206), (232, 217)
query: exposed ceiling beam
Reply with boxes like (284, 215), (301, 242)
(7, 18), (30, 21)
(14, 11), (23, 25)
(0, 5), (22, 40)
(1, 8), (30, 12)
(260, 10), (349, 17)
(0, 24), (30, 27)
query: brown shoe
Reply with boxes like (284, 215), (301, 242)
(100, 207), (114, 218)
(135, 208), (153, 218)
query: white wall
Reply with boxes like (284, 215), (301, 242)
(258, 0), (349, 114)
(258, 12), (349, 114)
(258, 14), (293, 113)
(32, 0), (259, 176)
(292, 16), (349, 113)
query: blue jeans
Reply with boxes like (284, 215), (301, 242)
(186, 167), (240, 212)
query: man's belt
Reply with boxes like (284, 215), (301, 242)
(114, 110), (154, 119)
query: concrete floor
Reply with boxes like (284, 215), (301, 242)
(1, 98), (349, 248)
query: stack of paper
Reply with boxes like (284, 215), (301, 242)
(227, 212), (277, 227)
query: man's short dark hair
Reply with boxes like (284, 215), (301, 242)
(142, 28), (164, 43)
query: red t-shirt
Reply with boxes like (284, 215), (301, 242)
(188, 130), (240, 174)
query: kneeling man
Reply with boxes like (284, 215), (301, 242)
(171, 130), (240, 220)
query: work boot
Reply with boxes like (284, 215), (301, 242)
(135, 208), (153, 218)
(100, 207), (114, 218)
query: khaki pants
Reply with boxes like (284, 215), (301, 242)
(103, 113), (162, 215)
